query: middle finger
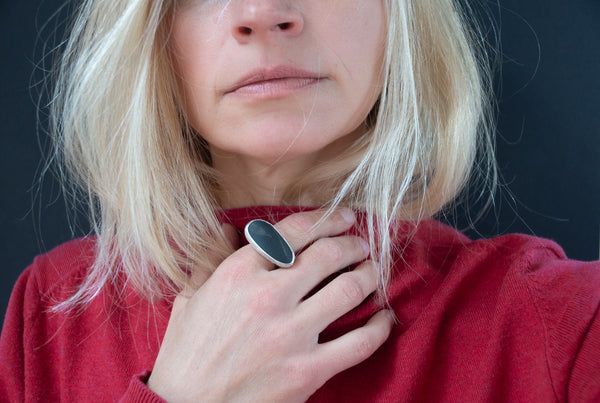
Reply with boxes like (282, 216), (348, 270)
(279, 234), (370, 301)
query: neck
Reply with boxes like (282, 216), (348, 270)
(209, 125), (367, 208)
(212, 151), (320, 208)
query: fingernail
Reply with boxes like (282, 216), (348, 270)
(385, 310), (395, 323)
(360, 238), (370, 255)
(340, 208), (355, 224)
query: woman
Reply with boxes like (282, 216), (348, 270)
(1, 0), (599, 401)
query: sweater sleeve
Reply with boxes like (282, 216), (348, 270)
(524, 246), (600, 401)
(0, 268), (30, 402)
(568, 302), (600, 401)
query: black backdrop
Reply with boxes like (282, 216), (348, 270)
(1, 0), (599, 324)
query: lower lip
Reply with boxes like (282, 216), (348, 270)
(228, 77), (322, 99)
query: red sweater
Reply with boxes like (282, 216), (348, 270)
(1, 206), (599, 402)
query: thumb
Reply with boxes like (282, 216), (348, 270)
(171, 292), (189, 316)
(222, 223), (240, 250)
(181, 223), (239, 297)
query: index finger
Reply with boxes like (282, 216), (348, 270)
(224, 208), (357, 272)
(273, 208), (357, 251)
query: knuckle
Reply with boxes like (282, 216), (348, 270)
(281, 359), (318, 391)
(313, 238), (344, 261)
(216, 266), (247, 291)
(217, 254), (252, 284)
(338, 274), (366, 303)
(360, 261), (379, 288)
(266, 317), (296, 344)
(354, 333), (377, 358)
(262, 326), (285, 350)
(282, 213), (317, 235)
(246, 286), (276, 316)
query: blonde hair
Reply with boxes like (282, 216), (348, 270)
(50, 0), (495, 308)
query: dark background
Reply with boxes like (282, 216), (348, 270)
(1, 0), (599, 325)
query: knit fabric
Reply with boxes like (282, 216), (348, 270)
(1, 206), (599, 402)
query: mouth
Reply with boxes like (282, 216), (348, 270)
(224, 66), (324, 97)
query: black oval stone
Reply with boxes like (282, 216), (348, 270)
(245, 220), (295, 267)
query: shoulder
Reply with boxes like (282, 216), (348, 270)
(393, 220), (600, 350)
(384, 221), (600, 399)
(405, 220), (600, 394)
(408, 219), (599, 300)
(20, 237), (97, 306)
(403, 219), (596, 281)
(448, 224), (600, 324)
(412, 219), (567, 263)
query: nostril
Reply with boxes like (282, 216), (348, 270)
(277, 22), (291, 30)
(238, 26), (252, 35)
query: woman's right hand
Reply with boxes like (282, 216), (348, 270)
(147, 209), (394, 402)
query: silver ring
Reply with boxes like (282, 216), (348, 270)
(244, 219), (295, 268)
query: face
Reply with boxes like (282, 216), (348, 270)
(171, 0), (386, 167)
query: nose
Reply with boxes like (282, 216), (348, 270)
(231, 0), (304, 43)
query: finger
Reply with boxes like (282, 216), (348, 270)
(297, 261), (379, 331)
(283, 235), (370, 300)
(273, 208), (357, 252)
(222, 223), (240, 250)
(222, 208), (357, 272)
(312, 309), (393, 379)
(171, 294), (189, 317)
(183, 224), (241, 289)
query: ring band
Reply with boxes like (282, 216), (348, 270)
(244, 219), (295, 268)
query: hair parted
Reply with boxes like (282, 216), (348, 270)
(50, 0), (496, 309)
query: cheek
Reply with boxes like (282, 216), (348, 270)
(348, 10), (386, 86)
(170, 13), (226, 126)
(321, 4), (386, 101)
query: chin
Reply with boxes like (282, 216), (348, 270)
(236, 143), (320, 165)
(237, 125), (332, 154)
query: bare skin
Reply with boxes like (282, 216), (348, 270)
(170, 0), (385, 207)
(148, 209), (393, 402)
(149, 1), (392, 400)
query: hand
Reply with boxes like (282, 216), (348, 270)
(148, 209), (394, 402)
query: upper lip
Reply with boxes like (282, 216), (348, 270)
(224, 65), (323, 94)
